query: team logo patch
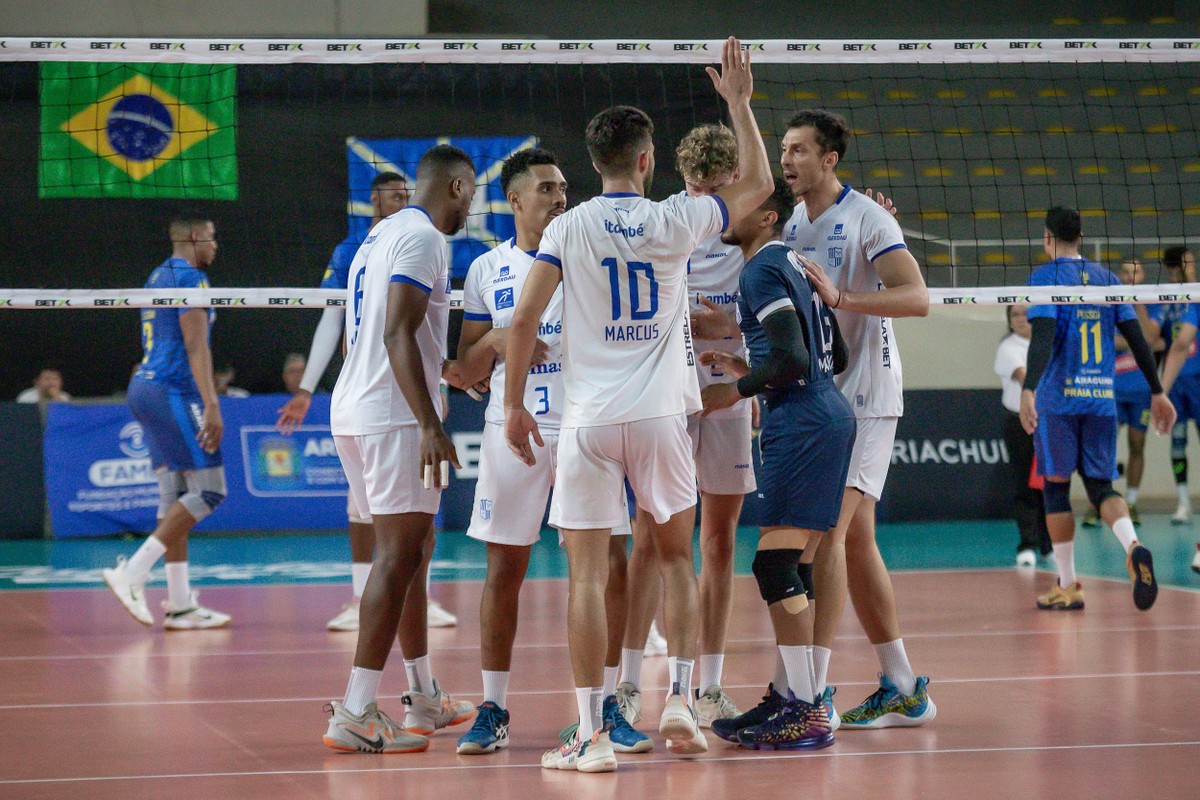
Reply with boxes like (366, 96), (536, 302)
(827, 247), (844, 269)
(494, 287), (514, 310)
(480, 498), (493, 520)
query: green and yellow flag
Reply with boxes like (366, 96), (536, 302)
(40, 63), (237, 199)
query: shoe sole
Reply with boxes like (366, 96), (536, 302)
(1128, 546), (1158, 611)
(102, 570), (153, 626)
(841, 701), (937, 729)
(611, 738), (654, 754)
(576, 749), (618, 773)
(660, 714), (708, 755)
(322, 735), (430, 754)
(456, 738), (508, 755)
(1036, 599), (1084, 610)
(327, 622), (359, 632)
(164, 617), (231, 630)
(406, 709), (475, 736)
(738, 734), (835, 751)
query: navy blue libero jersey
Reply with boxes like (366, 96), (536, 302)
(134, 257), (214, 391)
(320, 235), (361, 291)
(737, 241), (839, 390)
(1027, 256), (1136, 416)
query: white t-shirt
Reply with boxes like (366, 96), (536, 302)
(994, 333), (1029, 414)
(331, 206), (450, 435)
(536, 191), (727, 427)
(16, 388), (71, 403)
(681, 195), (751, 421)
(784, 186), (906, 418)
(463, 238), (565, 431)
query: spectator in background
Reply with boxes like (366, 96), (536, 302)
(994, 305), (1050, 567)
(282, 353), (306, 394)
(17, 368), (71, 404)
(1154, 245), (1196, 524)
(215, 365), (250, 398)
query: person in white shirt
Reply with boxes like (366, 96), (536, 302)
(994, 305), (1050, 566)
(503, 37), (773, 773)
(783, 109), (937, 729)
(321, 144), (476, 755)
(16, 368), (71, 404)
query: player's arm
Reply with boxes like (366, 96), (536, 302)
(503, 259), (561, 465)
(1122, 315), (1176, 435)
(179, 308), (223, 452)
(1161, 321), (1196, 396)
(802, 246), (929, 319)
(707, 37), (773, 225)
(384, 281), (460, 485)
(1018, 315), (1055, 434)
(456, 319), (500, 386)
(277, 306), (345, 433)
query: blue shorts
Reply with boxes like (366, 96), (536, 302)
(1114, 391), (1151, 432)
(1033, 412), (1117, 480)
(127, 377), (222, 472)
(1169, 374), (1200, 426)
(757, 382), (856, 531)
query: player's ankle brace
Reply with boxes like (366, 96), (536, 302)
(752, 548), (806, 612)
(1042, 480), (1071, 514)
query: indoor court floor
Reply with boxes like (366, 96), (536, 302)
(1, 518), (1197, 799)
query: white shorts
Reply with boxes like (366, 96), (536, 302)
(550, 414), (696, 529)
(468, 423), (631, 546)
(346, 490), (370, 525)
(687, 413), (756, 495)
(846, 416), (898, 502)
(334, 426), (441, 517)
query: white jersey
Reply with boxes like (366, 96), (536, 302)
(680, 192), (750, 421)
(331, 206), (450, 435)
(536, 191), (727, 427)
(463, 238), (565, 431)
(784, 186), (906, 418)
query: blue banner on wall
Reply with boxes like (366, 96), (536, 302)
(345, 134), (536, 280)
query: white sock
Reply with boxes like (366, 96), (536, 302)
(124, 536), (166, 580)
(482, 670), (509, 708)
(1178, 483), (1190, 505)
(874, 639), (918, 696)
(165, 562), (191, 609)
(403, 655), (436, 697)
(778, 645), (814, 701)
(603, 665), (619, 699)
(619, 647), (644, 688)
(351, 562), (372, 599)
(813, 646), (832, 694)
(575, 687), (600, 739)
(1111, 517), (1138, 553)
(773, 649), (788, 692)
(343, 666), (382, 716)
(698, 653), (724, 693)
(1053, 540), (1076, 586)
(806, 646), (819, 702)
(666, 656), (694, 703)
(1126, 487), (1139, 506)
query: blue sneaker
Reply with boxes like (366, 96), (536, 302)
(820, 685), (840, 732)
(456, 701), (510, 754)
(735, 690), (834, 751)
(603, 694), (653, 753)
(711, 683), (786, 743)
(840, 674), (936, 729)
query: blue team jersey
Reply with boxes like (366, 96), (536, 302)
(320, 235), (362, 290)
(1027, 257), (1136, 416)
(737, 241), (839, 393)
(133, 257), (214, 391)
(1151, 302), (1200, 377)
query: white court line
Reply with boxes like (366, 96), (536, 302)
(3, 621), (1199, 663)
(2, 668), (1198, 712)
(2, 739), (1197, 786)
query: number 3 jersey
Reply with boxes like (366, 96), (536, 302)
(535, 192), (728, 428)
(463, 238), (565, 432)
(1026, 256), (1136, 416)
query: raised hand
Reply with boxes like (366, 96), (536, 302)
(706, 36), (753, 106)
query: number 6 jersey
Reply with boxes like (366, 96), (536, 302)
(1026, 256), (1135, 416)
(534, 192), (728, 428)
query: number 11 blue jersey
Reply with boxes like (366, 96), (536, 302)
(1027, 256), (1136, 416)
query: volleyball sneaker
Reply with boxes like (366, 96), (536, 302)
(711, 683), (786, 743)
(695, 685), (741, 728)
(102, 558), (152, 626)
(1037, 580), (1085, 611)
(401, 680), (475, 735)
(1171, 499), (1191, 525)
(615, 681), (642, 725)
(326, 598), (360, 632)
(659, 687), (708, 755)
(602, 695), (652, 753)
(323, 701), (430, 753)
(541, 723), (617, 773)
(1126, 544), (1158, 611)
(820, 685), (840, 732)
(427, 599), (457, 628)
(455, 701), (510, 754)
(840, 675), (937, 729)
(735, 691), (834, 751)
(162, 592), (231, 630)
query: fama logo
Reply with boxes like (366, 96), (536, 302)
(502, 42), (537, 50)
(150, 42), (186, 50)
(1065, 41), (1098, 49)
(385, 42), (421, 50)
(327, 43), (362, 51)
(955, 42), (988, 49)
(787, 43), (822, 51)
(898, 42), (933, 50)
(1120, 41), (1152, 49)
(90, 41), (126, 49)
(443, 42), (479, 50)
(268, 43), (304, 51)
(616, 43), (652, 51)
(209, 43), (245, 51)
(559, 42), (595, 50)
(1009, 41), (1042, 49)
(674, 43), (709, 51)
(843, 43), (877, 51)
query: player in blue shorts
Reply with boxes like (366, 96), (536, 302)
(1020, 207), (1174, 613)
(102, 218), (231, 630)
(700, 178), (855, 749)
(1108, 260), (1155, 526)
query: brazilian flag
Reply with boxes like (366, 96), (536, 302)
(39, 63), (237, 199)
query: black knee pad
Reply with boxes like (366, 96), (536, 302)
(751, 549), (805, 607)
(1082, 476), (1119, 510)
(797, 561), (815, 599)
(1042, 480), (1071, 514)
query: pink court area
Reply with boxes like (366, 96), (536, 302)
(1, 570), (1197, 799)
